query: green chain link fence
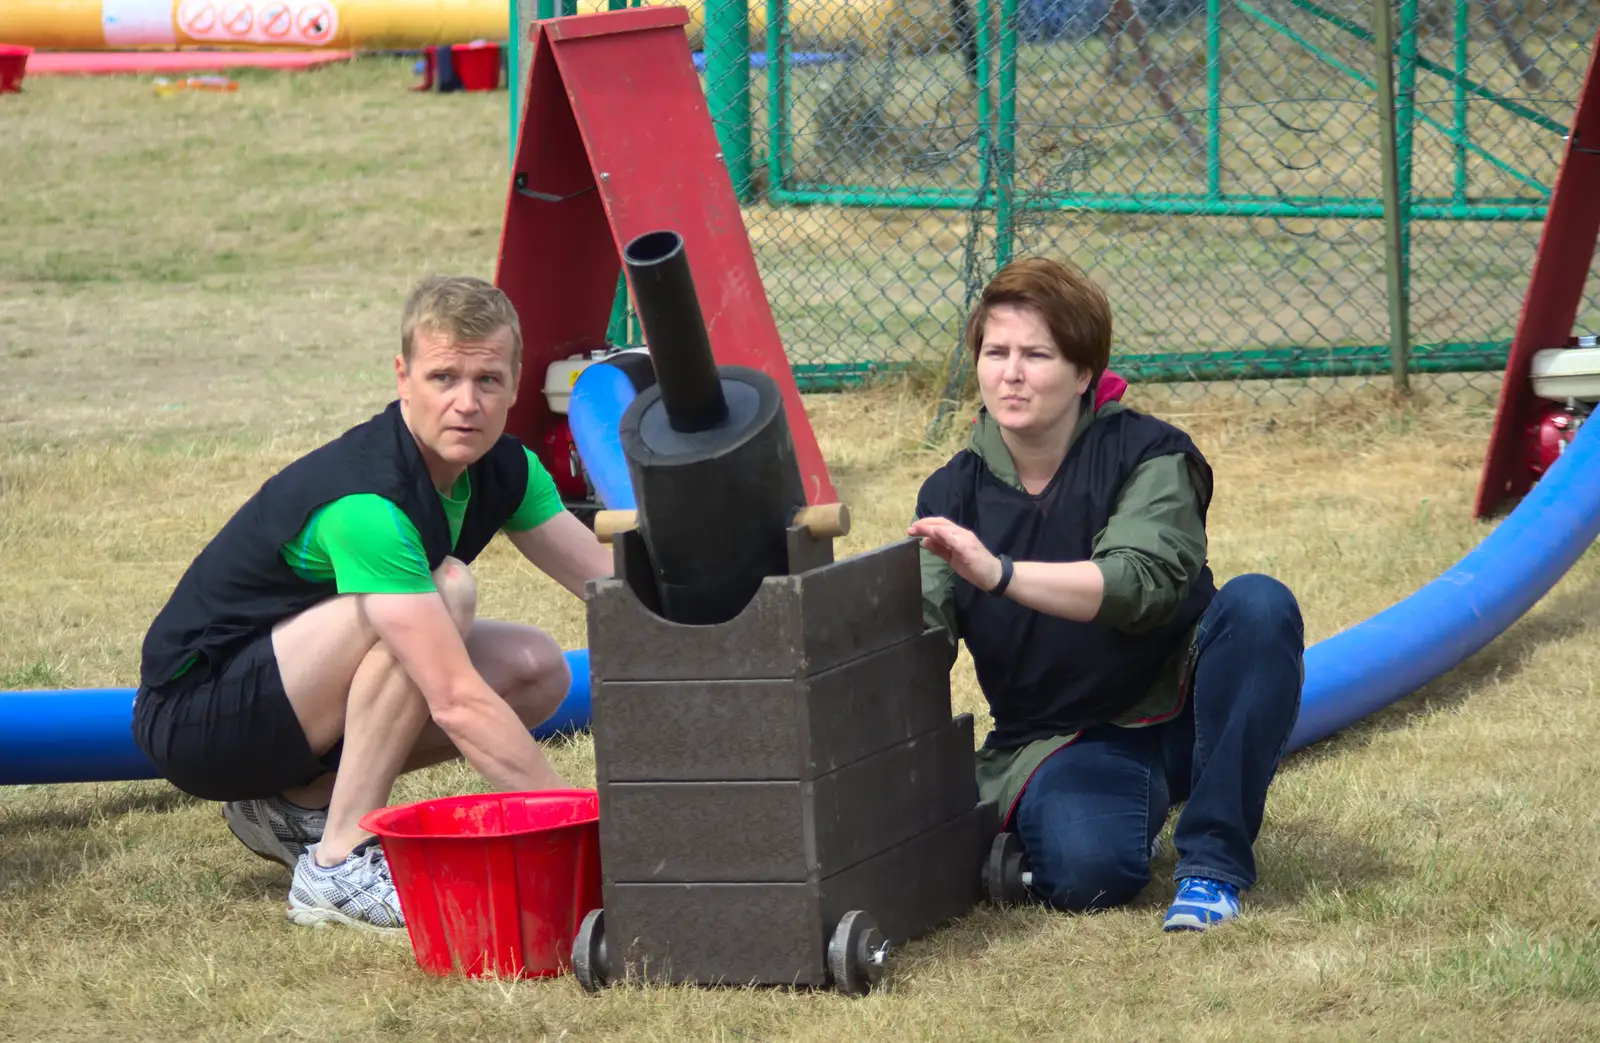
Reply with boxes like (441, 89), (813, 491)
(509, 0), (1599, 409)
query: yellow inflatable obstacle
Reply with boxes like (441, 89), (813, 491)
(0, 0), (923, 52)
(0, 0), (506, 50)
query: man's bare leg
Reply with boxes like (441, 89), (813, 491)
(271, 557), (573, 859)
(272, 558), (479, 864)
(220, 584), (387, 869)
(273, 619), (570, 795)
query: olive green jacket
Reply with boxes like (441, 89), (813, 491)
(919, 401), (1212, 821)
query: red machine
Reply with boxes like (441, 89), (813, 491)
(1522, 337), (1599, 479)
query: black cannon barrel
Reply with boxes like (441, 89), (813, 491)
(616, 231), (806, 626)
(622, 230), (728, 434)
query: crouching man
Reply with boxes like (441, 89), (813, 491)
(132, 276), (613, 933)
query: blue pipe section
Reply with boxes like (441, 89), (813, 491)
(568, 361), (639, 510)
(0, 649), (592, 786)
(1288, 417), (1600, 751)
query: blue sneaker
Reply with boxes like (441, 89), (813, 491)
(1163, 876), (1240, 932)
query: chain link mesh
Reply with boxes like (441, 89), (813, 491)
(511, 0), (1598, 408)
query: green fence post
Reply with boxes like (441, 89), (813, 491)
(1396, 0), (1417, 381)
(1375, 0), (1412, 394)
(1452, 0), (1468, 203)
(1206, 0), (1221, 199)
(767, 0), (789, 197)
(508, 0), (520, 171)
(977, 0), (994, 200)
(995, 0), (1018, 265)
(706, 0), (753, 201)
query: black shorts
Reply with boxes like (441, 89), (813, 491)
(132, 630), (342, 802)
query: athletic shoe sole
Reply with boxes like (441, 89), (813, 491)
(285, 904), (408, 936)
(222, 803), (305, 869)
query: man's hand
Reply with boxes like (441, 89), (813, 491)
(908, 516), (1004, 593)
(506, 511), (614, 597)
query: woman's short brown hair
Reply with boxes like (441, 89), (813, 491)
(964, 257), (1113, 381)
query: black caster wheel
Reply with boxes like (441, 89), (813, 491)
(982, 831), (1029, 906)
(827, 909), (888, 997)
(573, 908), (609, 993)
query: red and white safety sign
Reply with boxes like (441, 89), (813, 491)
(176, 0), (341, 46)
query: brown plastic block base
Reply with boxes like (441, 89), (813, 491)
(601, 804), (985, 987)
(598, 715), (976, 884)
(586, 536), (925, 682)
(593, 628), (955, 784)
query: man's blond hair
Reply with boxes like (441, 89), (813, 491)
(400, 276), (523, 371)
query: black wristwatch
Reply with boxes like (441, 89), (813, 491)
(987, 554), (1014, 597)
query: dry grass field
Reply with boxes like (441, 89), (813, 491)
(2, 55), (1598, 1043)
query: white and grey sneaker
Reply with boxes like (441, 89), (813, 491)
(223, 797), (327, 868)
(286, 841), (407, 934)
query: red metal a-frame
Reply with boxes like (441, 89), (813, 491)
(1475, 29), (1600, 519)
(493, 6), (836, 505)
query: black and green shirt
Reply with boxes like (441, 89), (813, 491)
(278, 447), (562, 595)
(141, 401), (560, 689)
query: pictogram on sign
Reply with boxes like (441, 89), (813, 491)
(176, 0), (341, 45)
(179, 1), (216, 34)
(260, 2), (292, 37)
(297, 4), (333, 43)
(220, 0), (254, 35)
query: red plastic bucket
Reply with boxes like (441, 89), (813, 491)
(450, 41), (502, 92)
(0, 46), (31, 94)
(361, 789), (601, 978)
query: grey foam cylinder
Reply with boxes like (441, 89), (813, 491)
(619, 365), (806, 626)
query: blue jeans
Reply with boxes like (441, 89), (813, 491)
(1011, 574), (1305, 910)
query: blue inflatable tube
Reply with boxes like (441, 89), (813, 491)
(0, 649), (593, 786)
(568, 361), (639, 511)
(1288, 417), (1600, 752)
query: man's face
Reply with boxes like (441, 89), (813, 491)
(396, 325), (519, 474)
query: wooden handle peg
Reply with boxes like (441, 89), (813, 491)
(593, 509), (638, 545)
(794, 502), (850, 539)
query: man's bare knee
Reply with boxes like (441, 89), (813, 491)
(433, 556), (477, 635)
(504, 631), (570, 722)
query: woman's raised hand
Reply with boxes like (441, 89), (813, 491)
(907, 516), (1004, 593)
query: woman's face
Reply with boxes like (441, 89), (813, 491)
(976, 303), (1092, 437)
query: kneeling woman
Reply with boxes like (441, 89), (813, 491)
(910, 258), (1305, 932)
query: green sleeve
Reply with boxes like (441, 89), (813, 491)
(913, 480), (961, 656)
(920, 545), (961, 652)
(503, 447), (565, 532)
(289, 494), (438, 595)
(1090, 454), (1209, 633)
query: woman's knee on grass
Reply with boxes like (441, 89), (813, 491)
(1022, 827), (1152, 912)
(1211, 574), (1304, 649)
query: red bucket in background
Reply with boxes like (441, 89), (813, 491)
(451, 41), (502, 92)
(361, 789), (601, 979)
(0, 46), (32, 94)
